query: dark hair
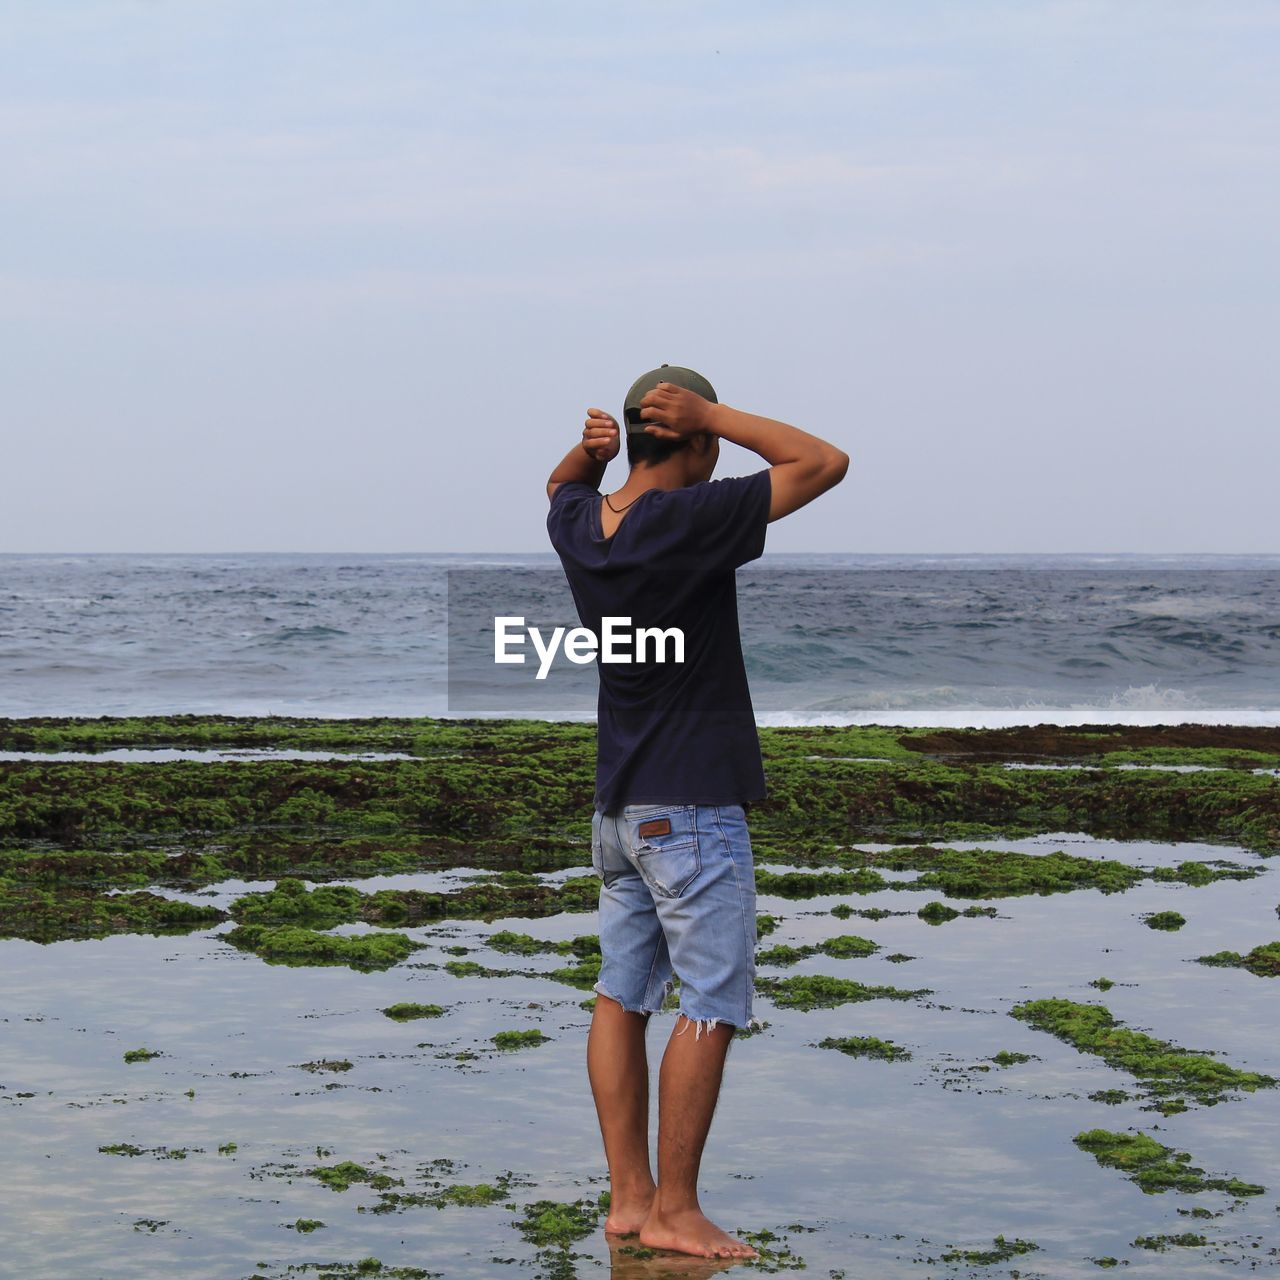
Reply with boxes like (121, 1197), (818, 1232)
(626, 430), (691, 467)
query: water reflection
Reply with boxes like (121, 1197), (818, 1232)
(0, 833), (1275, 1277)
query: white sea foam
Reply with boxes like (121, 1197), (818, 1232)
(1125, 595), (1267, 619)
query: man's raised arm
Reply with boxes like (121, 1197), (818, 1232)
(637, 384), (849, 521)
(546, 408), (621, 501)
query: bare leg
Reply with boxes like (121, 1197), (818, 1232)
(639, 1015), (758, 1259)
(587, 991), (657, 1233)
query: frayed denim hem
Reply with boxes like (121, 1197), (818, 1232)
(675, 1011), (766, 1039)
(592, 981), (763, 1036)
(592, 980), (663, 1017)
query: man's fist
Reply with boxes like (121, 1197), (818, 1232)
(638, 382), (717, 440)
(581, 408), (621, 463)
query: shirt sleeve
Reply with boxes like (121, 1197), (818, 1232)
(545, 480), (598, 552)
(687, 469), (772, 570)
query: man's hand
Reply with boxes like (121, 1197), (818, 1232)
(581, 408), (621, 462)
(638, 382), (717, 440)
(547, 407), (617, 501)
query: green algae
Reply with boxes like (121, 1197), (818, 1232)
(223, 924), (420, 971)
(1133, 1232), (1209, 1250)
(443, 959), (506, 978)
(734, 1226), (808, 1271)
(233, 878), (365, 929)
(756, 973), (928, 1011)
(817, 1035), (911, 1061)
(1090, 977), (1115, 991)
(1144, 910), (1186, 931)
(372, 1176), (518, 1213)
(441, 950), (602, 989)
(99, 1143), (198, 1159)
(227, 876), (600, 934)
(514, 1194), (604, 1247)
(6, 717), (1280, 856)
(1197, 940), (1280, 976)
(289, 1219), (326, 1232)
(754, 867), (888, 897)
(310, 1160), (403, 1193)
(123, 1046), (161, 1063)
(768, 724), (924, 762)
(492, 1029), (550, 1050)
(431, 1182), (513, 1206)
(990, 1051), (1034, 1067)
(883, 845), (1150, 897)
(0, 881), (227, 943)
(247, 1259), (438, 1278)
(486, 929), (601, 960)
(0, 713), (471, 754)
(940, 1235), (1040, 1264)
(11, 714), (1269, 772)
(3, 717), (1271, 949)
(918, 901), (960, 924)
(1011, 997), (1276, 1107)
(758, 934), (879, 966)
(898, 723), (1280, 767)
(819, 933), (879, 958)
(756, 842), (1236, 902)
(381, 1002), (446, 1020)
(0, 834), (576, 892)
(1151, 859), (1249, 885)
(1088, 1088), (1133, 1105)
(297, 1059), (353, 1073)
(756, 912), (781, 935)
(547, 954), (602, 990)
(1073, 1129), (1265, 1196)
(487, 929), (557, 955)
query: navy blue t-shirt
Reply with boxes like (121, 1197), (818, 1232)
(546, 470), (772, 812)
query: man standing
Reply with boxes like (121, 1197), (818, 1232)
(545, 365), (848, 1260)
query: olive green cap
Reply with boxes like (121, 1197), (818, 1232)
(622, 364), (718, 435)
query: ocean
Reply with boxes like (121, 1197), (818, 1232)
(2, 552), (1278, 725)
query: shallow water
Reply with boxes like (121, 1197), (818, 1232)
(1, 834), (1277, 1277)
(1003, 761), (1280, 776)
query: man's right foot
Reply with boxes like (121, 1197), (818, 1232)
(603, 1186), (655, 1234)
(639, 1205), (758, 1259)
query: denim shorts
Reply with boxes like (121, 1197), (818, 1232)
(590, 802), (761, 1037)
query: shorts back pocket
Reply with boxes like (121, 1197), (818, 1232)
(623, 804), (701, 898)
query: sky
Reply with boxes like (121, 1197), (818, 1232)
(2, 1), (1277, 554)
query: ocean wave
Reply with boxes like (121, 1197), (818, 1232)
(254, 625), (350, 644)
(3, 556), (1278, 723)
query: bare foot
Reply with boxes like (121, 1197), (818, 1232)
(604, 1186), (656, 1234)
(639, 1205), (759, 1259)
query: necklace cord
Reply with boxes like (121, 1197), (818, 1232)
(604, 491), (644, 514)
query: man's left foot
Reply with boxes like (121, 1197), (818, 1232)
(604, 1187), (657, 1234)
